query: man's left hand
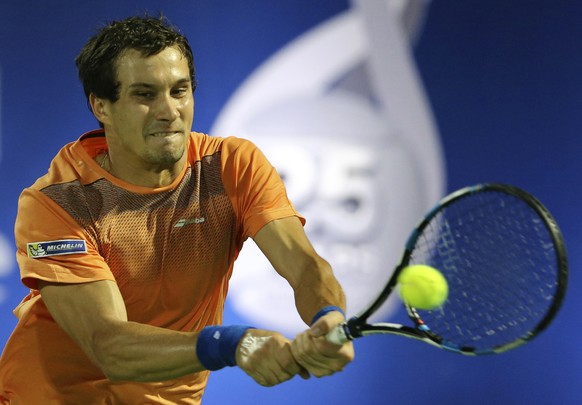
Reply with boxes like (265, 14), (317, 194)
(290, 311), (355, 377)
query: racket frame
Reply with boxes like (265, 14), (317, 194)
(330, 183), (568, 355)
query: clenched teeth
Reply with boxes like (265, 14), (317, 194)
(150, 132), (179, 137)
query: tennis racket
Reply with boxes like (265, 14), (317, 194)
(327, 183), (568, 355)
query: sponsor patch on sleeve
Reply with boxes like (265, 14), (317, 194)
(27, 239), (88, 259)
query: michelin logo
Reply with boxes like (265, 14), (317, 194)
(27, 239), (87, 258)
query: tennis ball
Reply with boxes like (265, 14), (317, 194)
(397, 265), (448, 310)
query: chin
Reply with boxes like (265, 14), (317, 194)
(146, 146), (185, 167)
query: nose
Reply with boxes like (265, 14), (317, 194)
(155, 93), (180, 122)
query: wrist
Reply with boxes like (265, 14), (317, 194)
(196, 325), (255, 371)
(310, 305), (346, 325)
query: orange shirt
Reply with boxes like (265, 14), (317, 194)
(0, 130), (303, 404)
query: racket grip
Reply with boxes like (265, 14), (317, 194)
(326, 323), (350, 345)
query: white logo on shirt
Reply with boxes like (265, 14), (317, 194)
(174, 218), (206, 227)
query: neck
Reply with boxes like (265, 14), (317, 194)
(99, 152), (186, 188)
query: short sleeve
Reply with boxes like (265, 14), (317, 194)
(15, 188), (114, 289)
(220, 138), (305, 239)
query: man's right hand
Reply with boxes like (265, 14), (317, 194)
(236, 329), (310, 386)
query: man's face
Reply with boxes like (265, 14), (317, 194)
(97, 46), (194, 170)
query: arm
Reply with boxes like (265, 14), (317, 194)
(39, 279), (304, 385)
(253, 216), (345, 322)
(253, 216), (355, 377)
(38, 279), (202, 382)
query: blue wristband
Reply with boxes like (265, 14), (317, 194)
(196, 325), (254, 371)
(310, 305), (346, 325)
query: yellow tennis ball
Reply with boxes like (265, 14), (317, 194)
(397, 265), (449, 310)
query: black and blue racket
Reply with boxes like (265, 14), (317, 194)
(327, 183), (568, 355)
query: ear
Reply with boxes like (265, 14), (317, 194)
(89, 94), (109, 125)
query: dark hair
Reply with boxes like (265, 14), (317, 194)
(75, 15), (196, 104)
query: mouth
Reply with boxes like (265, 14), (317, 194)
(149, 130), (183, 138)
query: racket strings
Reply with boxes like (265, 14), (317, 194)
(409, 191), (560, 353)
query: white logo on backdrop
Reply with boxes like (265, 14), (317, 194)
(0, 64), (14, 305)
(212, 0), (444, 334)
(0, 235), (13, 305)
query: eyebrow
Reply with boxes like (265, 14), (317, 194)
(128, 78), (192, 89)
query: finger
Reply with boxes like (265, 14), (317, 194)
(289, 339), (311, 380)
(291, 333), (337, 377)
(251, 369), (271, 387)
(296, 333), (353, 376)
(240, 331), (308, 386)
(310, 311), (346, 337)
(249, 356), (293, 387)
(272, 341), (311, 382)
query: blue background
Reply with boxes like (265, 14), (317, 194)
(1, 1), (580, 404)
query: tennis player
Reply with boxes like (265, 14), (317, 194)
(0, 15), (354, 404)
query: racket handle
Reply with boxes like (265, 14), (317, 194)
(326, 323), (350, 345)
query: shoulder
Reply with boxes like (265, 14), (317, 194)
(29, 130), (106, 191)
(188, 132), (262, 161)
(189, 132), (256, 150)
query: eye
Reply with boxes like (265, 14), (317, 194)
(171, 87), (190, 98)
(134, 91), (154, 99)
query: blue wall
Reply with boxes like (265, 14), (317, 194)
(1, 1), (580, 404)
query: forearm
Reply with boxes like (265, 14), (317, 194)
(289, 258), (354, 378)
(292, 255), (346, 325)
(252, 217), (354, 378)
(39, 281), (257, 384)
(39, 280), (206, 383)
(94, 322), (305, 387)
(91, 320), (202, 382)
(252, 217), (347, 325)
